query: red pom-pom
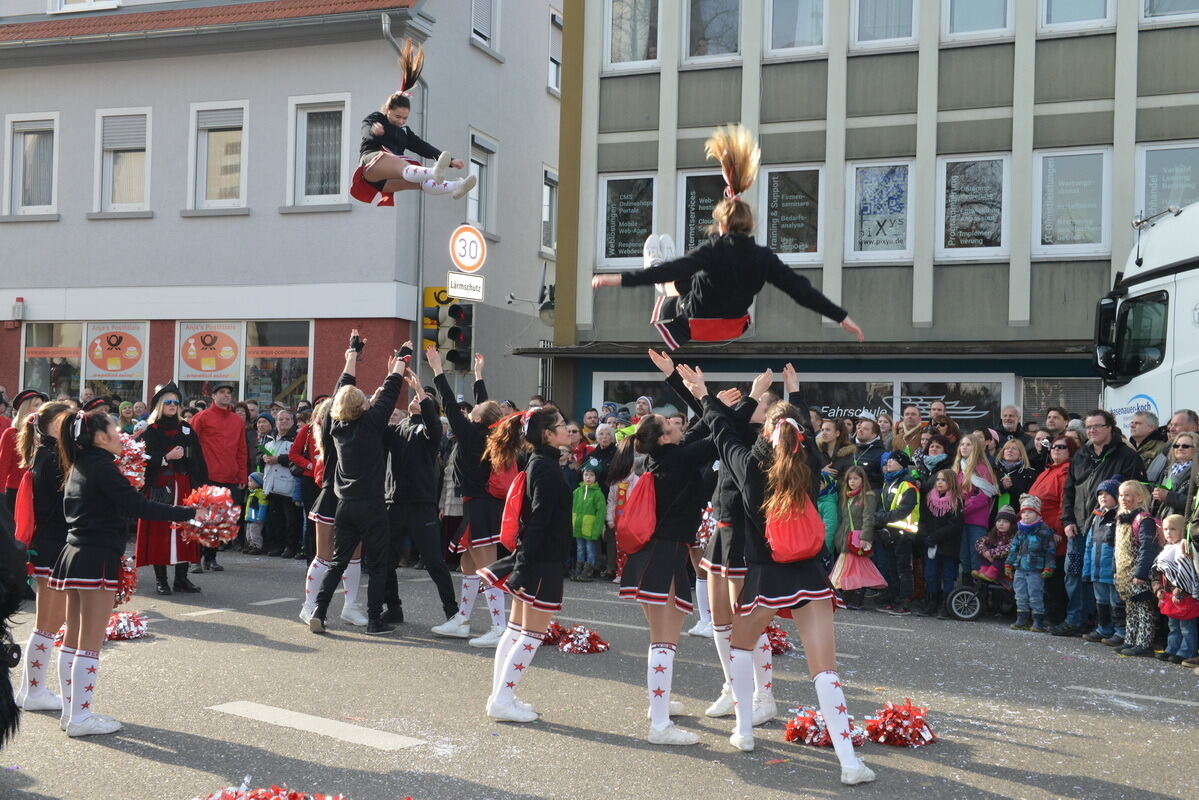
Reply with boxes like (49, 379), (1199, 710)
(106, 611), (148, 641)
(764, 623), (793, 655)
(784, 706), (865, 748)
(543, 619), (568, 645)
(174, 485), (241, 547)
(557, 624), (609, 654)
(117, 434), (148, 490)
(113, 555), (138, 608)
(865, 698), (936, 747)
(194, 780), (363, 800)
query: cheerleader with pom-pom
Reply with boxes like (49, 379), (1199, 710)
(592, 125), (863, 350)
(351, 39), (476, 206)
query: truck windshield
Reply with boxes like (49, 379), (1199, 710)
(1113, 291), (1169, 379)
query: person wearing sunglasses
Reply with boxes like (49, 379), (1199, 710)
(134, 382), (206, 596)
(1150, 431), (1198, 518)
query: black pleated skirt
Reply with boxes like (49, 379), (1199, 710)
(619, 538), (694, 613)
(479, 554), (565, 612)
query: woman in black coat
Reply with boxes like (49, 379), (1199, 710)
(994, 439), (1038, 513)
(478, 407), (573, 723)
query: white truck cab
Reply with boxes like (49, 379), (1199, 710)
(1094, 201), (1199, 431)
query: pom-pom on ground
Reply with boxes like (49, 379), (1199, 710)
(865, 698), (936, 747)
(106, 611), (148, 641)
(557, 624), (609, 654)
(783, 706), (865, 748)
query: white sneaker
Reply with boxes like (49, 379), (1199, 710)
(431, 613), (472, 638)
(431, 151), (451, 183)
(452, 174), (477, 200)
(339, 602), (369, 627)
(657, 233), (676, 261)
(67, 714), (123, 737)
(752, 694), (778, 726)
(705, 686), (735, 717)
(643, 234), (663, 269)
(514, 696), (536, 714)
(687, 619), (713, 637)
(729, 732), (755, 752)
(841, 760), (877, 786)
(647, 722), (699, 746)
(486, 697), (538, 723)
(468, 625), (505, 648)
(18, 687), (63, 712)
(645, 700), (685, 719)
(298, 603), (316, 624)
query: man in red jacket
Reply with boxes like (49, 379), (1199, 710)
(191, 383), (248, 571)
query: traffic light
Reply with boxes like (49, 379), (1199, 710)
(423, 302), (473, 370)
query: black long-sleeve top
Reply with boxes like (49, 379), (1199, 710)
(360, 112), (442, 160)
(434, 374), (491, 499)
(386, 396), (443, 506)
(64, 447), (194, 555)
(514, 444), (573, 564)
(702, 395), (822, 564)
(29, 440), (67, 558)
(142, 418), (207, 489)
(331, 371), (403, 501)
(619, 233), (848, 324)
(642, 415), (715, 544)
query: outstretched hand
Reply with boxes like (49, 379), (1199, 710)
(647, 348), (675, 377)
(676, 364), (708, 400)
(840, 316), (865, 343)
(405, 373), (426, 401)
(749, 369), (774, 401)
(716, 388), (742, 406)
(370, 122), (384, 137)
(473, 353), (485, 380)
(782, 362), (800, 393)
(591, 274), (621, 289)
(424, 344), (444, 376)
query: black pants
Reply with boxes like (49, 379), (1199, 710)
(315, 498), (388, 621)
(207, 482), (245, 562)
(300, 476), (319, 561)
(878, 533), (915, 605)
(387, 502), (457, 618)
(266, 492), (301, 553)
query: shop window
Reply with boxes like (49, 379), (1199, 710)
(83, 322), (148, 403)
(245, 321), (311, 407)
(22, 322), (82, 399)
(178, 321), (244, 403)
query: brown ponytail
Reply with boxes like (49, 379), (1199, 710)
(483, 411), (529, 472)
(704, 124), (760, 237)
(17, 401), (70, 470)
(381, 39), (425, 112)
(761, 403), (812, 519)
(56, 409), (114, 479)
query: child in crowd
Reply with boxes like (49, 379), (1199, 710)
(830, 465), (885, 609)
(244, 472), (268, 556)
(973, 505), (1016, 583)
(1153, 514), (1199, 665)
(921, 469), (963, 618)
(1081, 479), (1124, 645)
(1005, 495), (1055, 632)
(873, 451), (920, 616)
(1113, 480), (1162, 657)
(572, 467), (607, 581)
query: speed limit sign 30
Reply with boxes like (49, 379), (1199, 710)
(450, 224), (487, 273)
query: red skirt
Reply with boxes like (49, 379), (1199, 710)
(134, 471), (201, 566)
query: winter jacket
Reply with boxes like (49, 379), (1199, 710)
(606, 472), (640, 529)
(852, 438), (886, 490)
(875, 474), (919, 538)
(572, 482), (607, 540)
(994, 460), (1038, 514)
(385, 397), (442, 506)
(28, 439), (67, 563)
(1114, 511), (1161, 597)
(1130, 431), (1168, 472)
(959, 467), (997, 528)
(835, 490), (878, 552)
(261, 432), (297, 497)
(890, 422), (927, 456)
(1062, 435), (1146, 530)
(142, 418), (207, 490)
(818, 443), (859, 479)
(191, 404), (249, 485)
(1082, 506), (1118, 584)
(359, 112), (442, 161)
(584, 442), (618, 492)
(976, 526), (1014, 565)
(0, 425), (23, 491)
(1028, 461), (1069, 537)
(244, 487), (268, 523)
(921, 497), (963, 558)
(330, 371), (403, 501)
(434, 374), (491, 499)
(642, 415), (715, 544)
(817, 491), (839, 554)
(1005, 520), (1056, 574)
(914, 453), (951, 492)
(514, 444), (573, 565)
(1152, 461), (1193, 518)
(288, 424), (318, 481)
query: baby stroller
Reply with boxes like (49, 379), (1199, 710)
(946, 574), (1016, 622)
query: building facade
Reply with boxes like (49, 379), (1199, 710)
(0, 0), (562, 406)
(544, 0), (1199, 428)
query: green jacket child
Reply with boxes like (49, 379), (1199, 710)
(572, 479), (607, 540)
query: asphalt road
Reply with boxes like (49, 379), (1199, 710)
(2, 552), (1197, 800)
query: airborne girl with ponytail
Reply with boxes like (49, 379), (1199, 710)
(592, 124), (864, 350)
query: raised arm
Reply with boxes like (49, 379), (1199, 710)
(765, 256), (864, 342)
(472, 354), (488, 404)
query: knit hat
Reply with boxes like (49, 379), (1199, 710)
(249, 471), (264, 487)
(119, 401), (134, 411)
(1019, 494), (1042, 514)
(1096, 476), (1121, 499)
(996, 505), (1018, 524)
(257, 411), (275, 427)
(883, 450), (912, 469)
(635, 395), (653, 409)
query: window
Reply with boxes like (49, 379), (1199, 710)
(84, 322), (148, 402)
(686, 0), (741, 59)
(678, 171), (726, 253)
(245, 321), (311, 407)
(1039, 0), (1114, 32)
(190, 103), (247, 209)
(51, 0), (121, 12)
(22, 323), (82, 399)
(607, 0), (659, 67)
(5, 114), (58, 215)
(467, 132), (496, 230)
(1137, 141), (1199, 218)
(598, 174), (656, 267)
(767, 0), (825, 54)
(549, 11), (564, 92)
(472, 0), (497, 46)
(1142, 0), (1199, 22)
(95, 110), (149, 212)
(1112, 291), (1169, 379)
(761, 166), (822, 263)
(287, 95), (349, 205)
(936, 154), (1010, 260)
(853, 0), (917, 47)
(943, 0), (1012, 41)
(178, 321), (245, 402)
(542, 170), (558, 253)
(845, 161), (914, 262)
(1033, 148), (1111, 256)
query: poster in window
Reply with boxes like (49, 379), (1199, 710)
(767, 169), (819, 253)
(806, 382), (895, 421)
(683, 173), (726, 252)
(178, 321), (242, 381)
(854, 165), (908, 252)
(84, 322), (147, 381)
(944, 159), (1004, 249)
(897, 382), (1003, 431)
(1144, 146), (1199, 218)
(604, 177), (655, 259)
(1041, 153), (1103, 246)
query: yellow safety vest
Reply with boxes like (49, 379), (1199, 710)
(885, 480), (921, 535)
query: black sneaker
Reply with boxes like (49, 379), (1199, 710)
(365, 621), (397, 636)
(206, 561), (224, 572)
(1081, 630), (1105, 642)
(1101, 634), (1125, 647)
(381, 605), (405, 624)
(1050, 623), (1080, 637)
(280, 548), (296, 559)
(885, 605), (911, 616)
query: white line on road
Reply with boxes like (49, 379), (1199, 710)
(559, 616), (647, 632)
(1066, 686), (1199, 709)
(209, 701), (424, 751)
(181, 608), (232, 617)
(835, 620), (914, 632)
(248, 598), (298, 606)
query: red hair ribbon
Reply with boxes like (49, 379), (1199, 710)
(26, 412), (38, 425)
(770, 418), (804, 453)
(724, 155), (739, 200)
(492, 409), (535, 434)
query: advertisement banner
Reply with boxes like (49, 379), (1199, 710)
(178, 321), (243, 381)
(84, 322), (147, 381)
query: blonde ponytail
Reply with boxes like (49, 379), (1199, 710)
(704, 124), (760, 236)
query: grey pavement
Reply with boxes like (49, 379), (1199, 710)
(2, 552), (1197, 800)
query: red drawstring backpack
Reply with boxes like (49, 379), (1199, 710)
(498, 470), (528, 551)
(615, 472), (657, 554)
(764, 499), (826, 563)
(487, 462), (520, 500)
(13, 470), (35, 546)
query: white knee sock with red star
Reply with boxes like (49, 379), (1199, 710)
(647, 642), (677, 729)
(304, 558), (330, 605)
(490, 621), (523, 700)
(813, 670), (862, 770)
(694, 578), (711, 625)
(69, 650), (101, 725)
(401, 163), (437, 183)
(57, 646), (76, 729)
(483, 588), (505, 628)
(420, 179), (456, 196)
(728, 646), (755, 737)
(712, 623), (733, 685)
(493, 629), (545, 706)
(458, 575), (482, 618)
(752, 632), (774, 702)
(19, 628), (57, 702)
(341, 559), (362, 606)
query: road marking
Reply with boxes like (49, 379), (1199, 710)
(1066, 686), (1199, 709)
(835, 620), (914, 633)
(208, 701), (424, 750)
(559, 616), (648, 632)
(248, 598), (297, 606)
(181, 608), (232, 617)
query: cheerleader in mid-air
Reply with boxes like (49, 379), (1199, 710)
(351, 39), (476, 206)
(592, 124), (864, 350)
